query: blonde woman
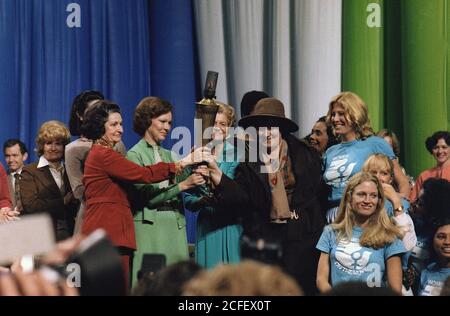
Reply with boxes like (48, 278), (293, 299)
(20, 121), (78, 240)
(323, 92), (410, 223)
(362, 154), (417, 251)
(316, 172), (405, 294)
(185, 103), (242, 269)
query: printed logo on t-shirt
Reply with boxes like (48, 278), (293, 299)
(335, 238), (372, 270)
(334, 238), (382, 287)
(324, 156), (357, 188)
(421, 280), (443, 296)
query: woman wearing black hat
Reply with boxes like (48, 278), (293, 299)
(202, 97), (324, 295)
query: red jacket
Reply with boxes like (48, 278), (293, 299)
(82, 145), (176, 249)
(0, 164), (12, 208)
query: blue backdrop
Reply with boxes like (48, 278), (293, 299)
(147, 0), (200, 243)
(0, 0), (200, 242)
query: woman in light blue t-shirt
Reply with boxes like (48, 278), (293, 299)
(316, 172), (405, 294)
(322, 92), (410, 223)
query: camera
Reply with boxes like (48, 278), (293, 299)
(0, 214), (125, 296)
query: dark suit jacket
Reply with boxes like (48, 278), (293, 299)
(20, 162), (79, 238)
(213, 134), (324, 295)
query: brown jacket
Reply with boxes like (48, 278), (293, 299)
(20, 162), (79, 238)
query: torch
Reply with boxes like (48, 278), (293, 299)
(195, 71), (219, 148)
(193, 71), (219, 200)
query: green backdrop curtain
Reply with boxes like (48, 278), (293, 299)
(342, 0), (384, 133)
(342, 0), (449, 178)
(402, 0), (449, 178)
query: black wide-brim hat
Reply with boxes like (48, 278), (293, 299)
(238, 97), (299, 133)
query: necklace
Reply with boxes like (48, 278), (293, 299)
(95, 137), (113, 149)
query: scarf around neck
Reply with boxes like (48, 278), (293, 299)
(265, 139), (296, 223)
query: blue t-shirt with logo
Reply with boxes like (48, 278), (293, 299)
(317, 225), (406, 287)
(323, 136), (396, 203)
(419, 263), (450, 296)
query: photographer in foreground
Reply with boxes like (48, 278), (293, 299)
(0, 235), (82, 296)
(0, 228), (128, 296)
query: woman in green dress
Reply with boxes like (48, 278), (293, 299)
(127, 97), (205, 287)
(184, 103), (242, 269)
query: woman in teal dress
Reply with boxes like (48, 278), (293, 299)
(185, 103), (242, 269)
(127, 97), (205, 287)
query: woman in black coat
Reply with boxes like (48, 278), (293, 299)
(204, 98), (324, 295)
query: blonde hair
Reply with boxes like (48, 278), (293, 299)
(362, 154), (394, 183)
(326, 92), (374, 140)
(183, 260), (303, 296)
(332, 172), (403, 249)
(35, 120), (71, 156)
(216, 101), (236, 127)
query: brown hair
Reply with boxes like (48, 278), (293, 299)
(133, 97), (173, 137)
(376, 129), (400, 156)
(183, 260), (303, 296)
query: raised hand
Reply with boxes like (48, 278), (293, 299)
(198, 147), (224, 186)
(0, 207), (20, 224)
(179, 147), (207, 168)
(179, 173), (206, 191)
(200, 147), (219, 170)
(193, 165), (210, 179)
(382, 183), (401, 209)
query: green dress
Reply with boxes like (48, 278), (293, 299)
(127, 139), (189, 287)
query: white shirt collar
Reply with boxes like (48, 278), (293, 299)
(37, 156), (50, 168)
(11, 168), (23, 176)
(37, 156), (64, 170)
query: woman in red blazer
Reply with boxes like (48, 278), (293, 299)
(80, 100), (203, 290)
(0, 164), (18, 224)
